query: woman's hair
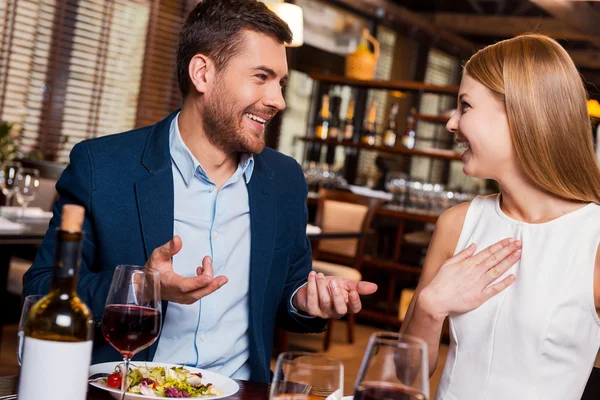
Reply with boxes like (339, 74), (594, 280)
(464, 34), (600, 204)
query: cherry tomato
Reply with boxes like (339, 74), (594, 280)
(107, 372), (122, 389)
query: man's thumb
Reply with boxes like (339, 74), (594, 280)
(159, 235), (182, 258)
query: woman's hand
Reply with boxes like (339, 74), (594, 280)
(419, 238), (522, 320)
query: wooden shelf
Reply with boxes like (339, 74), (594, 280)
(299, 137), (462, 161)
(414, 113), (450, 124)
(309, 73), (460, 95)
(363, 256), (423, 275)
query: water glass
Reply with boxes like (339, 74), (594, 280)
(15, 168), (40, 214)
(270, 352), (344, 400)
(17, 294), (45, 365)
(0, 161), (21, 206)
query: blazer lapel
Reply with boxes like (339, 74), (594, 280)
(247, 154), (276, 344)
(134, 112), (177, 259)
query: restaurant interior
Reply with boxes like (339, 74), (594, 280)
(1, 0), (600, 399)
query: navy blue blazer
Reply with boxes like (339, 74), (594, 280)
(23, 111), (327, 383)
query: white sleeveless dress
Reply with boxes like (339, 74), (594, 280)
(435, 194), (600, 400)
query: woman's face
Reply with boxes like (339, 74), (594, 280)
(446, 73), (517, 180)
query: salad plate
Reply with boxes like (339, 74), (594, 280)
(89, 362), (239, 399)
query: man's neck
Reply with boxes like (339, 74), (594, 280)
(178, 107), (239, 190)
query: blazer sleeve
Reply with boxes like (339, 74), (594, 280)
(276, 162), (327, 333)
(23, 141), (114, 322)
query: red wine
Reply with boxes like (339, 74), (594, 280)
(354, 382), (426, 400)
(102, 304), (160, 357)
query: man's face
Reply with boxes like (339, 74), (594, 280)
(202, 30), (288, 154)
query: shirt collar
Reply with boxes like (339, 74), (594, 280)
(169, 112), (254, 186)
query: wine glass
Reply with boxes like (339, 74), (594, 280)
(354, 332), (429, 400)
(101, 265), (161, 400)
(15, 168), (39, 216)
(270, 352), (344, 400)
(0, 161), (21, 206)
(17, 294), (44, 365)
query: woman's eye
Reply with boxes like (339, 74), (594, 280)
(461, 101), (471, 110)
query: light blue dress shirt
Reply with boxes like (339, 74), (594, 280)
(153, 114), (254, 379)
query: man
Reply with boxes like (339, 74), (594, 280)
(23, 0), (377, 383)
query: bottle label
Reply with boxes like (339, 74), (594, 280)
(18, 337), (93, 400)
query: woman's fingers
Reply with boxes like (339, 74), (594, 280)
(445, 243), (477, 265)
(476, 240), (521, 273)
(481, 274), (516, 301)
(482, 248), (521, 283)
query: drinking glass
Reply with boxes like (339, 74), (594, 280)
(17, 294), (44, 365)
(15, 168), (40, 215)
(101, 265), (161, 400)
(0, 161), (21, 206)
(270, 352), (344, 400)
(354, 332), (429, 400)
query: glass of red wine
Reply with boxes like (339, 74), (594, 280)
(101, 265), (161, 400)
(354, 332), (429, 400)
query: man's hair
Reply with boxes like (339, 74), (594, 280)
(177, 0), (293, 97)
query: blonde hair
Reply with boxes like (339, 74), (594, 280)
(464, 34), (600, 204)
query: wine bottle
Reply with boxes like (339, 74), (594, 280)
(401, 107), (417, 150)
(383, 103), (399, 147)
(18, 204), (94, 400)
(315, 94), (330, 140)
(361, 100), (377, 146)
(342, 98), (355, 142)
(325, 95), (342, 165)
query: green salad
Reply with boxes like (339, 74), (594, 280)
(105, 364), (220, 398)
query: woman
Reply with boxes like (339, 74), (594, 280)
(401, 34), (600, 400)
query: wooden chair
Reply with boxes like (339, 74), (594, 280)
(312, 188), (382, 351)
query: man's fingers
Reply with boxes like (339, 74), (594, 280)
(348, 290), (361, 313)
(176, 274), (215, 292)
(187, 277), (228, 301)
(157, 235), (182, 259)
(201, 256), (213, 278)
(316, 273), (332, 311)
(306, 272), (319, 314)
(343, 280), (378, 295)
(329, 280), (347, 316)
(196, 266), (204, 276)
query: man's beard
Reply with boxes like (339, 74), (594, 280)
(202, 89), (267, 155)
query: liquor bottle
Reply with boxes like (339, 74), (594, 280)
(401, 107), (417, 149)
(314, 94), (330, 140)
(342, 98), (355, 142)
(325, 96), (342, 166)
(361, 100), (377, 146)
(383, 103), (400, 147)
(18, 204), (94, 400)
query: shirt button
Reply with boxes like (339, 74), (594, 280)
(200, 335), (206, 342)
(213, 232), (219, 239)
(208, 187), (214, 193)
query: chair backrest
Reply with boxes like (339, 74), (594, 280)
(313, 188), (382, 269)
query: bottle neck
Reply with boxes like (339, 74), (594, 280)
(51, 229), (84, 295)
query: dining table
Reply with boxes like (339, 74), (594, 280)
(0, 375), (271, 400)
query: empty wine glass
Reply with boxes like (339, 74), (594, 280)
(0, 161), (21, 206)
(15, 168), (39, 216)
(270, 352), (344, 400)
(354, 332), (429, 400)
(101, 265), (161, 400)
(17, 294), (44, 365)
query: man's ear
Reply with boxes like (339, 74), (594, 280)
(188, 54), (216, 94)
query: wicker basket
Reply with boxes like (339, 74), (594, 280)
(345, 29), (380, 80)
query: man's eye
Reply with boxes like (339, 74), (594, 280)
(256, 74), (268, 81)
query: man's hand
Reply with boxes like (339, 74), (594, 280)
(144, 235), (228, 304)
(292, 271), (377, 319)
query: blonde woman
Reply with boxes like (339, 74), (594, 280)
(401, 34), (600, 400)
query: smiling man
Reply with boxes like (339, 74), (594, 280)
(23, 0), (377, 384)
